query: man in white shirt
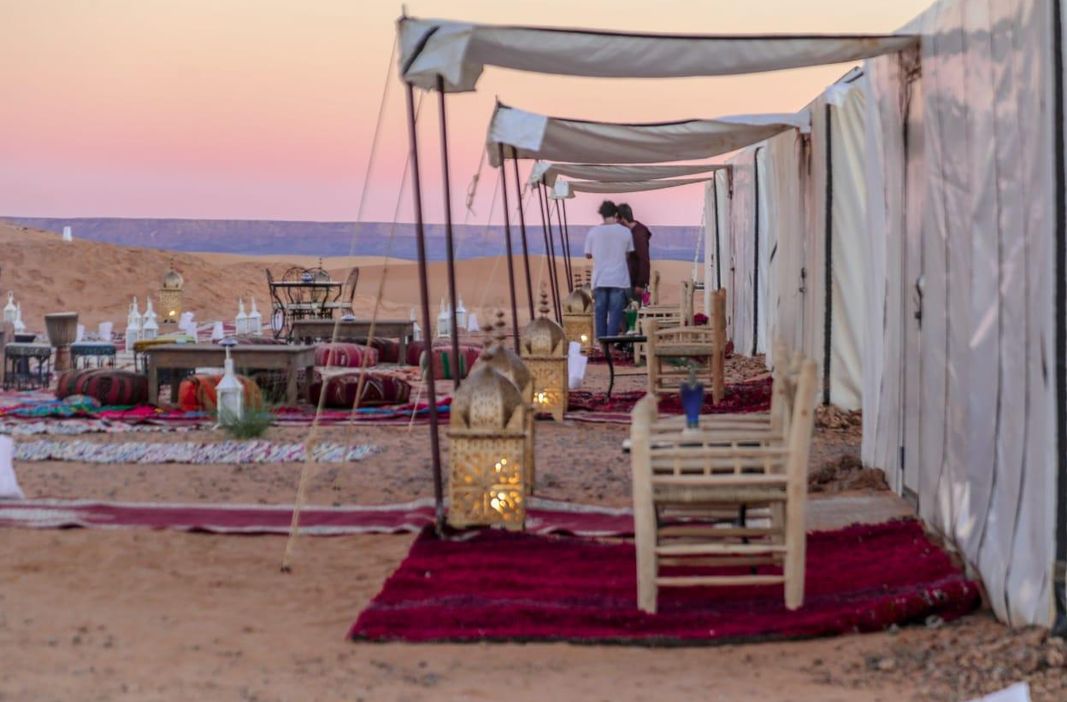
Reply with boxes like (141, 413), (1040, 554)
(584, 201), (634, 340)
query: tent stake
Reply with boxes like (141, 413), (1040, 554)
(405, 83), (445, 534)
(498, 144), (521, 351)
(436, 78), (462, 389)
(511, 154), (536, 320)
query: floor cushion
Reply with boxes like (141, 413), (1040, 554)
(308, 371), (412, 408)
(56, 369), (149, 406)
(315, 342), (379, 369)
(419, 344), (482, 380)
(177, 373), (264, 413)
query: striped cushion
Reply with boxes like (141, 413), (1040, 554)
(56, 369), (149, 406)
(308, 371), (412, 408)
(314, 342), (379, 368)
(177, 374), (264, 413)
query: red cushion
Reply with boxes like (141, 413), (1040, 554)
(308, 371), (412, 408)
(314, 342), (379, 368)
(419, 344), (482, 380)
(177, 374), (264, 412)
(56, 369), (148, 406)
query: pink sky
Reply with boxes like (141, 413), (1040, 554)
(0, 0), (932, 227)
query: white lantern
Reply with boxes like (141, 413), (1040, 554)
(62, 226), (73, 242)
(410, 308), (422, 341)
(436, 298), (451, 338)
(456, 296), (468, 331)
(13, 304), (25, 334)
(235, 298), (248, 336)
(142, 299), (159, 341)
(211, 321), (224, 342)
(3, 292), (15, 324)
(215, 340), (244, 426)
(248, 299), (263, 336)
(125, 298), (142, 352)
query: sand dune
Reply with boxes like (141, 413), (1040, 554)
(3, 222), (695, 332)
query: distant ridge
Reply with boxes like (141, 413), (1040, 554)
(3, 217), (704, 262)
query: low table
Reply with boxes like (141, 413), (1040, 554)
(144, 343), (316, 406)
(290, 319), (414, 362)
(3, 343), (53, 390)
(70, 341), (117, 369)
(597, 334), (647, 399)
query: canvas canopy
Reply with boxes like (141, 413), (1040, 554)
(398, 17), (919, 93)
(487, 105), (810, 166)
(530, 162), (728, 187)
(551, 176), (714, 199)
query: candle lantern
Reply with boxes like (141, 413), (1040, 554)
(235, 299), (249, 336)
(447, 362), (528, 530)
(141, 299), (159, 341)
(159, 263), (184, 325)
(476, 312), (537, 492)
(562, 287), (594, 352)
(215, 338), (244, 426)
(521, 291), (569, 423)
(3, 293), (16, 324)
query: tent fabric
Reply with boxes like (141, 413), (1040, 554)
(487, 104), (810, 166)
(858, 0), (1058, 627)
(531, 162), (727, 187)
(398, 17), (920, 93)
(552, 176), (714, 198)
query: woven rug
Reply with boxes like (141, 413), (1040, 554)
(0, 497), (632, 536)
(350, 520), (981, 646)
(13, 440), (378, 464)
(567, 376), (773, 415)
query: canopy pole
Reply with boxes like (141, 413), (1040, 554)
(510, 154), (536, 320)
(712, 179), (722, 289)
(498, 144), (521, 351)
(537, 183), (562, 322)
(555, 197), (573, 293)
(404, 83), (445, 534)
(545, 193), (563, 321)
(436, 78), (462, 390)
(561, 199), (574, 292)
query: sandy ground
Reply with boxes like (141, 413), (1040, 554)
(2, 226), (1057, 701)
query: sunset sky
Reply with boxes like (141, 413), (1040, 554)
(0, 0), (932, 227)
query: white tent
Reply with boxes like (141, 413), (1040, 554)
(487, 104), (810, 166)
(531, 161), (727, 186)
(399, 17), (917, 92)
(551, 176), (714, 199)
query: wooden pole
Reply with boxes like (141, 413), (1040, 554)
(511, 155), (536, 320)
(539, 184), (563, 323)
(405, 83), (445, 532)
(437, 78), (462, 389)
(555, 197), (573, 293)
(498, 144), (521, 351)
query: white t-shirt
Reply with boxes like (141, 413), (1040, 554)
(584, 222), (634, 289)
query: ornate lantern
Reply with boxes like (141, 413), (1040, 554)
(477, 312), (537, 492)
(562, 287), (594, 352)
(447, 362), (528, 530)
(215, 338), (244, 426)
(159, 262), (184, 325)
(521, 292), (569, 423)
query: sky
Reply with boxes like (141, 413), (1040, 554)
(0, 0), (933, 227)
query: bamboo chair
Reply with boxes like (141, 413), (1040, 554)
(633, 296), (686, 365)
(630, 357), (817, 613)
(645, 316), (728, 404)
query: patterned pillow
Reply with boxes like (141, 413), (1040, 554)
(365, 337), (401, 364)
(56, 369), (149, 406)
(177, 373), (264, 412)
(308, 371), (412, 408)
(419, 344), (483, 380)
(314, 342), (379, 369)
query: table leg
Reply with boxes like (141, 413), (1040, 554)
(148, 361), (159, 406)
(602, 340), (615, 400)
(285, 364), (299, 406)
(170, 369), (180, 404)
(398, 334), (408, 366)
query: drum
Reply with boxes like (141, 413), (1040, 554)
(45, 312), (79, 371)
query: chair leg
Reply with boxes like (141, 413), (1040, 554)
(784, 498), (806, 610)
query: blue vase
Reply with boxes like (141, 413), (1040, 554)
(680, 371), (705, 429)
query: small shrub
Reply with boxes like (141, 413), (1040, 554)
(221, 408), (274, 439)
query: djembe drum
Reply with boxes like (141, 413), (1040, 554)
(45, 311), (79, 372)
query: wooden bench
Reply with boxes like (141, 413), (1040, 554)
(629, 355), (817, 613)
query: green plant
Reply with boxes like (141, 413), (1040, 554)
(221, 408), (274, 439)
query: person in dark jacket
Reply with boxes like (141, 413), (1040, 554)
(617, 203), (651, 303)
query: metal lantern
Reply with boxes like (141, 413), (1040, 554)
(216, 338), (244, 427)
(447, 363), (527, 530)
(562, 287), (594, 352)
(521, 291), (569, 423)
(476, 312), (537, 493)
(159, 263), (184, 325)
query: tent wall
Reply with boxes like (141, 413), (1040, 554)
(726, 150), (759, 357)
(862, 0), (1060, 627)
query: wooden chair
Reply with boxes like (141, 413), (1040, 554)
(630, 357), (817, 613)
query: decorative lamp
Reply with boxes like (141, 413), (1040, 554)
(210, 321), (225, 342)
(3, 292), (15, 324)
(520, 290), (569, 423)
(215, 338), (244, 427)
(124, 298), (142, 353)
(13, 304), (25, 334)
(142, 299), (159, 341)
(447, 362), (527, 530)
(235, 299), (249, 336)
(476, 311), (537, 492)
(455, 296), (468, 331)
(159, 262), (184, 325)
(561, 287), (594, 351)
(248, 298), (263, 336)
(410, 308), (422, 341)
(436, 298), (451, 338)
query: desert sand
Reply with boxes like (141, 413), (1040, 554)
(3, 223), (1064, 702)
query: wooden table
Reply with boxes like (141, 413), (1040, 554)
(144, 344), (316, 406)
(290, 319), (414, 361)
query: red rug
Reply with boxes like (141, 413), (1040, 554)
(567, 376), (772, 415)
(350, 520), (981, 645)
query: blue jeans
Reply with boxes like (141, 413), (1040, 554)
(594, 287), (628, 340)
